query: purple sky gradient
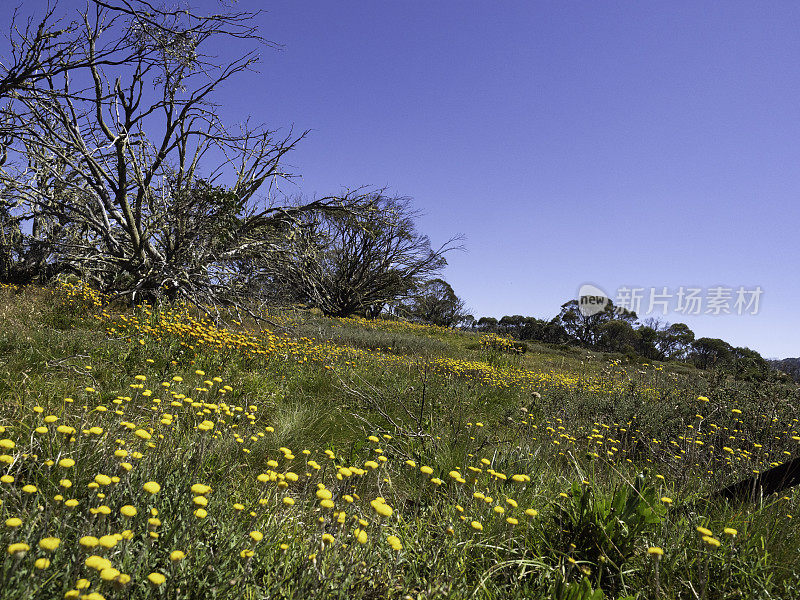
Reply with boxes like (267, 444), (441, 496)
(6, 1), (800, 357)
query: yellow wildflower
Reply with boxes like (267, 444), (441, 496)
(39, 537), (60, 552)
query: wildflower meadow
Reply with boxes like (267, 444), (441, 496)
(0, 282), (798, 599)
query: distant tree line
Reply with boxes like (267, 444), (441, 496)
(467, 300), (790, 383)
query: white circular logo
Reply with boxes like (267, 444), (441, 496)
(578, 284), (609, 316)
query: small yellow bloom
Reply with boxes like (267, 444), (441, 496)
(370, 499), (393, 518)
(38, 537), (60, 552)
(354, 529), (368, 545)
(100, 567), (120, 581)
(147, 572), (166, 586)
(249, 531), (263, 542)
(191, 483), (212, 495)
(7, 542), (29, 556)
(170, 550), (186, 562)
(143, 481), (161, 494)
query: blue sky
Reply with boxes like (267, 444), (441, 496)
(236, 1), (799, 358)
(10, 1), (800, 357)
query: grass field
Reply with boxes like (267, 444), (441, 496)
(0, 281), (798, 599)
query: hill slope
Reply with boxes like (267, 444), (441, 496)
(0, 283), (798, 599)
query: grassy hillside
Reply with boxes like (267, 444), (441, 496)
(0, 282), (798, 599)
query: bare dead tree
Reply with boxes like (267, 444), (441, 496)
(0, 1), (262, 150)
(0, 1), (368, 311)
(396, 278), (467, 328)
(263, 191), (462, 317)
(0, 4), (77, 111)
